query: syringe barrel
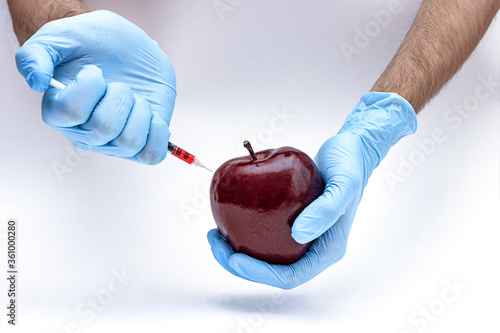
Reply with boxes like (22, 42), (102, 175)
(167, 142), (196, 164)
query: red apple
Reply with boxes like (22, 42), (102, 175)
(210, 141), (325, 265)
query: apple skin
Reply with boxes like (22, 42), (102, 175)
(210, 147), (325, 265)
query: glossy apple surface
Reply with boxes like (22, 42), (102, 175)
(210, 147), (325, 265)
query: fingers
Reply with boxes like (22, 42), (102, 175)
(228, 253), (322, 290)
(130, 113), (170, 165)
(15, 42), (55, 93)
(105, 96), (153, 157)
(78, 82), (134, 146)
(208, 218), (352, 289)
(71, 95), (153, 158)
(207, 229), (246, 280)
(68, 107), (169, 164)
(42, 65), (169, 164)
(291, 178), (354, 244)
(71, 112), (169, 164)
(207, 228), (329, 290)
(228, 213), (353, 289)
(226, 240), (324, 289)
(15, 20), (71, 93)
(42, 65), (106, 128)
(228, 254), (297, 289)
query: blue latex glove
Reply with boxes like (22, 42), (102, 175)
(207, 92), (417, 289)
(15, 10), (176, 165)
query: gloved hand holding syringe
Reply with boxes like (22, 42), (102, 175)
(49, 77), (212, 172)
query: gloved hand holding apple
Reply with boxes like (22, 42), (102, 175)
(208, 92), (417, 289)
(210, 141), (325, 265)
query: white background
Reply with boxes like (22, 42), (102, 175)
(1, 0), (499, 332)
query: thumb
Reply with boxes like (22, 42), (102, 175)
(14, 17), (72, 94)
(15, 41), (59, 93)
(291, 178), (355, 244)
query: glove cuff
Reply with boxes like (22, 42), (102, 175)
(338, 92), (417, 169)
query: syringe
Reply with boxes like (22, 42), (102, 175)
(49, 78), (212, 172)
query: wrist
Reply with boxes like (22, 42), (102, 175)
(43, 1), (89, 22)
(370, 48), (442, 113)
(339, 92), (417, 168)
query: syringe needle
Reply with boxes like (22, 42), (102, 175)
(203, 166), (213, 173)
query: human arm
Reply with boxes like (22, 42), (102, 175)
(7, 0), (89, 45)
(372, 0), (500, 112)
(8, 1), (176, 165)
(208, 0), (500, 289)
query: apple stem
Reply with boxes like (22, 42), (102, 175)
(243, 140), (258, 161)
